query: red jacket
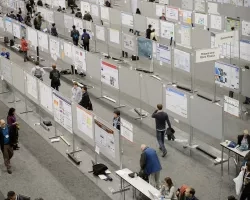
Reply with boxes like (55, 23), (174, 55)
(21, 39), (28, 52)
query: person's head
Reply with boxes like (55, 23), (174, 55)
(2, 47), (6, 52)
(136, 8), (140, 13)
(73, 82), (78, 88)
(59, 6), (61, 8)
(82, 85), (87, 92)
(148, 24), (152, 29)
(8, 107), (15, 116)
(157, 104), (163, 110)
(83, 29), (86, 33)
(141, 144), (147, 151)
(77, 8), (80, 12)
(164, 177), (173, 188)
(11, 11), (14, 14)
(35, 61), (39, 66)
(72, 25), (76, 29)
(185, 187), (195, 198)
(243, 129), (249, 138)
(62, 8), (65, 11)
(246, 161), (250, 172)
(22, 36), (25, 40)
(52, 64), (56, 69)
(52, 23), (55, 27)
(227, 196), (237, 200)
(113, 110), (120, 118)
(162, 13), (165, 16)
(7, 191), (16, 200)
(85, 11), (87, 14)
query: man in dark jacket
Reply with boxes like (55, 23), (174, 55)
(6, 191), (29, 200)
(152, 104), (171, 157)
(140, 144), (162, 189)
(185, 187), (199, 200)
(83, 11), (93, 22)
(34, 15), (42, 30)
(0, 119), (15, 174)
(113, 110), (120, 131)
(81, 29), (90, 51)
(146, 24), (152, 39)
(79, 86), (93, 110)
(8, 11), (16, 20)
(51, 23), (58, 37)
(37, 0), (43, 6)
(71, 25), (80, 46)
(49, 64), (60, 91)
(75, 8), (82, 19)
(26, 2), (32, 15)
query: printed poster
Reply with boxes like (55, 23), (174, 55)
(101, 61), (119, 89)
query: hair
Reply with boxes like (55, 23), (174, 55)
(228, 196), (237, 200)
(8, 107), (15, 116)
(73, 82), (78, 86)
(7, 191), (15, 198)
(72, 25), (76, 29)
(83, 29), (86, 32)
(148, 24), (152, 28)
(22, 36), (25, 39)
(189, 188), (195, 196)
(164, 177), (173, 188)
(52, 64), (56, 69)
(136, 8), (141, 14)
(157, 104), (163, 110)
(35, 61), (39, 66)
(77, 8), (80, 11)
(62, 8), (65, 10)
(114, 110), (120, 116)
(83, 85), (87, 91)
(52, 23), (55, 26)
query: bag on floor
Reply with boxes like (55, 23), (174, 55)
(233, 170), (244, 195)
(166, 128), (175, 141)
(91, 163), (108, 176)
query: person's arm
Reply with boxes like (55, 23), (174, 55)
(151, 110), (158, 118)
(165, 186), (175, 199)
(140, 152), (146, 169)
(165, 113), (171, 128)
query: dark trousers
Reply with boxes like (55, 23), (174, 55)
(122, 51), (128, 58)
(52, 85), (59, 91)
(156, 130), (167, 153)
(240, 192), (250, 200)
(73, 40), (78, 46)
(23, 51), (28, 62)
(3, 144), (13, 169)
(83, 42), (89, 51)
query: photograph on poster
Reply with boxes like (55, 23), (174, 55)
(123, 33), (135, 51)
(194, 13), (207, 26)
(240, 40), (250, 62)
(96, 25), (105, 41)
(156, 4), (165, 17)
(49, 37), (60, 59)
(160, 21), (174, 39)
(156, 44), (171, 64)
(138, 37), (152, 59)
(77, 105), (93, 139)
(224, 96), (239, 117)
(91, 4), (99, 17)
(121, 118), (133, 142)
(242, 21), (250, 37)
(180, 25), (191, 47)
(109, 29), (120, 44)
(5, 18), (12, 34)
(121, 12), (134, 27)
(174, 49), (190, 72)
(101, 61), (119, 89)
(25, 72), (38, 100)
(214, 62), (239, 89)
(100, 6), (109, 21)
(53, 92), (73, 133)
(180, 10), (192, 24)
(94, 120), (115, 158)
(210, 15), (222, 30)
(38, 31), (48, 50)
(166, 6), (179, 21)
(39, 81), (53, 113)
(63, 41), (72, 58)
(147, 17), (159, 36)
(194, 0), (205, 12)
(12, 23), (20, 39)
(27, 27), (38, 47)
(72, 46), (86, 72)
(226, 17), (240, 31)
(166, 87), (188, 118)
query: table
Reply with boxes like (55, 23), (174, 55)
(115, 168), (164, 200)
(220, 141), (250, 176)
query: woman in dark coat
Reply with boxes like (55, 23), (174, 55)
(79, 86), (93, 111)
(7, 108), (19, 150)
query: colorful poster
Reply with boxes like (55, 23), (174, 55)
(160, 21), (175, 39)
(101, 61), (119, 89)
(77, 105), (93, 139)
(166, 6), (179, 21)
(180, 10), (192, 24)
(194, 13), (207, 26)
(226, 17), (240, 31)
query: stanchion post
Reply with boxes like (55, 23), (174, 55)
(36, 46), (39, 62)
(170, 43), (174, 84)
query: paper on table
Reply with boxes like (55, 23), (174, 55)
(105, 170), (111, 174)
(98, 174), (107, 180)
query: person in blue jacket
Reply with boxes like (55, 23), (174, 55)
(0, 48), (10, 59)
(140, 144), (162, 189)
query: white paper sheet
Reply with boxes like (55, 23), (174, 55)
(81, 1), (91, 14)
(5, 18), (12, 34)
(64, 14), (73, 30)
(180, 25), (191, 47)
(72, 45), (86, 72)
(224, 96), (239, 117)
(182, 0), (193, 10)
(210, 15), (222, 30)
(194, 0), (205, 12)
(166, 6), (179, 21)
(121, 12), (134, 27)
(160, 21), (174, 39)
(27, 27), (38, 47)
(240, 40), (250, 62)
(63, 41), (72, 58)
(12, 23), (21, 39)
(49, 37), (60, 59)
(156, 44), (171, 64)
(242, 21), (250, 37)
(91, 4), (99, 17)
(38, 31), (49, 50)
(39, 81), (53, 113)
(109, 29), (120, 44)
(73, 17), (83, 31)
(95, 25), (105, 41)
(174, 49), (190, 72)
(25, 72), (38, 100)
(100, 6), (109, 21)
(121, 118), (133, 142)
(101, 61), (119, 89)
(156, 4), (165, 17)
(207, 2), (219, 14)
(123, 33), (135, 51)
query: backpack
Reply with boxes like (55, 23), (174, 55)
(91, 163), (108, 176)
(82, 33), (90, 43)
(34, 68), (43, 79)
(72, 31), (79, 40)
(52, 70), (60, 83)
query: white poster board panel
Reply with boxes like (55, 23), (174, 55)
(123, 33), (135, 51)
(37, 6), (46, 19)
(244, 0), (250, 7)
(147, 17), (160, 36)
(242, 21), (250, 37)
(0, 58), (12, 84)
(63, 41), (72, 58)
(27, 27), (38, 47)
(64, 14), (73, 30)
(46, 10), (54, 24)
(91, 4), (99, 17)
(156, 4), (165, 17)
(182, 0), (193, 10)
(210, 15), (222, 30)
(95, 25), (105, 41)
(72, 46), (86, 72)
(38, 31), (49, 51)
(81, 1), (91, 14)
(5, 18), (12, 34)
(231, 0), (243, 6)
(52, 0), (66, 8)
(73, 17), (83, 31)
(194, 0), (205, 12)
(12, 23), (21, 39)
(195, 48), (219, 63)
(39, 81), (53, 114)
(159, 0), (169, 4)
(166, 6), (179, 21)
(194, 13), (208, 26)
(215, 62), (239, 89)
(121, 118), (133, 142)
(180, 25), (191, 47)
(53, 92), (73, 133)
(224, 96), (239, 117)
(180, 10), (192, 24)
(240, 40), (250, 61)
(174, 49), (190, 72)
(156, 44), (171, 64)
(109, 29), (120, 44)
(49, 37), (60, 59)
(121, 12), (134, 27)
(101, 61), (119, 89)
(76, 105), (94, 139)
(25, 72), (38, 100)
(214, 31), (234, 45)
(100, 6), (109, 21)
(166, 87), (188, 118)
(160, 21), (174, 39)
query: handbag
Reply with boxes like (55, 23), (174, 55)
(166, 128), (175, 141)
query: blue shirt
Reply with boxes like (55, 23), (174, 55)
(2, 127), (10, 144)
(1, 52), (10, 59)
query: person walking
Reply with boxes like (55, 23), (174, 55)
(20, 37), (28, 62)
(152, 104), (172, 157)
(31, 61), (45, 81)
(49, 64), (60, 91)
(113, 110), (120, 131)
(7, 108), (19, 150)
(71, 82), (82, 103)
(81, 29), (90, 51)
(0, 119), (15, 174)
(71, 25), (80, 46)
(240, 161), (250, 200)
(146, 24), (152, 39)
(140, 144), (162, 189)
(51, 23), (58, 37)
(79, 86), (93, 110)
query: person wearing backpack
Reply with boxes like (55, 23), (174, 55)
(71, 25), (80, 46)
(49, 64), (60, 91)
(31, 61), (45, 81)
(81, 29), (90, 51)
(34, 14), (42, 30)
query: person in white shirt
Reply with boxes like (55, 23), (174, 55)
(71, 82), (82, 103)
(31, 61), (45, 81)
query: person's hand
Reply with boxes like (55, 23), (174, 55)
(13, 122), (18, 125)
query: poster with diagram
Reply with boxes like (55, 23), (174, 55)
(72, 46), (86, 72)
(5, 17), (12, 34)
(81, 1), (90, 14)
(27, 27), (38, 47)
(156, 44), (171, 64)
(91, 4), (99, 17)
(25, 72), (38, 100)
(180, 25), (191, 47)
(194, 0), (205, 12)
(49, 37), (60, 60)
(123, 33), (135, 51)
(101, 61), (119, 89)
(77, 105), (93, 139)
(63, 41), (72, 59)
(38, 31), (49, 51)
(194, 13), (207, 26)
(210, 15), (222, 30)
(95, 25), (105, 41)
(12, 23), (20, 39)
(64, 14), (73, 30)
(121, 12), (134, 27)
(160, 21), (175, 40)
(174, 49), (190, 72)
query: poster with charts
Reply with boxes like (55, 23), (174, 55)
(214, 62), (239, 89)
(0, 17), (4, 29)
(81, 1), (90, 14)
(72, 46), (86, 72)
(121, 118), (133, 142)
(27, 27), (37, 47)
(123, 33), (135, 51)
(180, 25), (191, 47)
(240, 40), (250, 62)
(160, 21), (174, 40)
(100, 6), (109, 21)
(64, 14), (73, 30)
(242, 21), (250, 37)
(121, 12), (134, 27)
(224, 96), (239, 117)
(210, 15), (222, 30)
(166, 87), (188, 118)
(109, 29), (120, 44)
(39, 81), (53, 113)
(101, 61), (119, 89)
(77, 105), (93, 139)
(174, 49), (190, 72)
(194, 13), (207, 26)
(38, 31), (48, 51)
(156, 4), (165, 17)
(194, 0), (205, 12)
(5, 18), (12, 34)
(147, 17), (159, 36)
(166, 6), (179, 21)
(53, 92), (73, 134)
(94, 119), (115, 158)
(180, 10), (192, 24)
(96, 25), (105, 41)
(138, 37), (152, 59)
(12, 23), (20, 39)
(226, 18), (240, 31)
(156, 44), (171, 64)
(25, 72), (38, 100)
(49, 37), (60, 59)
(63, 41), (72, 58)
(91, 4), (99, 17)
(182, 0), (193, 10)
(73, 17), (83, 31)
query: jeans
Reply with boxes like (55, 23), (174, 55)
(149, 171), (160, 189)
(23, 51), (28, 61)
(83, 43), (89, 51)
(73, 40), (78, 46)
(156, 130), (167, 153)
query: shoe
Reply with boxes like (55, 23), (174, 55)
(159, 147), (162, 151)
(162, 151), (167, 157)
(7, 169), (12, 174)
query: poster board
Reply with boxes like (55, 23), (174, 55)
(72, 46), (86, 72)
(73, 17), (83, 31)
(95, 25), (105, 41)
(49, 37), (60, 60)
(208, 2), (219, 15)
(38, 31), (49, 51)
(242, 21), (250, 37)
(11, 63), (25, 94)
(182, 0), (193, 10)
(166, 6), (179, 21)
(240, 40), (250, 61)
(179, 10), (192, 24)
(121, 118), (133, 142)
(64, 14), (73, 30)
(25, 72), (38, 100)
(160, 20), (175, 39)
(156, 4), (165, 17)
(121, 12), (134, 27)
(12, 23), (21, 39)
(194, 0), (205, 12)
(180, 25), (191, 47)
(5, 17), (12, 34)
(81, 1), (91, 14)
(100, 6), (109, 21)
(194, 13), (208, 26)
(27, 27), (38, 47)
(156, 44), (171, 64)
(63, 41), (72, 59)
(174, 49), (190, 72)
(147, 17), (160, 36)
(39, 81), (53, 114)
(214, 62), (239, 89)
(109, 29), (120, 45)
(224, 96), (239, 117)
(101, 61), (119, 89)
(123, 33), (135, 52)
(53, 92), (73, 133)
(138, 37), (152, 59)
(91, 4), (99, 17)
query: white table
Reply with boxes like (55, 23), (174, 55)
(115, 168), (163, 200)
(220, 141), (250, 176)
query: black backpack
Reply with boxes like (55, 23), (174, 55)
(91, 163), (108, 176)
(52, 70), (60, 83)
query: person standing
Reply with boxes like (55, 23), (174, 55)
(7, 108), (19, 150)
(160, 177), (178, 199)
(152, 104), (172, 157)
(26, 2), (32, 15)
(146, 24), (152, 39)
(140, 144), (162, 189)
(81, 29), (90, 51)
(0, 119), (15, 174)
(159, 13), (166, 20)
(150, 29), (157, 41)
(20, 37), (28, 62)
(83, 11), (93, 22)
(240, 161), (250, 200)
(51, 23), (58, 37)
(71, 82), (82, 103)
(79, 86), (93, 110)
(71, 25), (80, 46)
(113, 110), (120, 131)
(49, 64), (60, 91)
(31, 61), (45, 81)
(34, 14), (42, 30)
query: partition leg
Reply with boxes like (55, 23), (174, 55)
(20, 97), (33, 114)
(221, 146), (224, 176)
(0, 80), (9, 94)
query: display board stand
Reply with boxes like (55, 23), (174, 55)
(0, 80), (10, 94)
(8, 67), (21, 105)
(20, 74), (33, 114)
(170, 43), (176, 84)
